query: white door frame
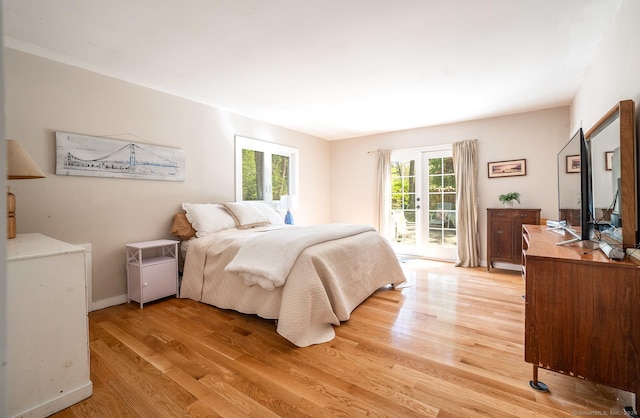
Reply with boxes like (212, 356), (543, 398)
(391, 145), (456, 261)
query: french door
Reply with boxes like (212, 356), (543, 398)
(390, 147), (457, 260)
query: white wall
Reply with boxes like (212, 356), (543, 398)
(570, 0), (640, 134)
(570, 0), (640, 246)
(330, 107), (569, 265)
(4, 48), (331, 309)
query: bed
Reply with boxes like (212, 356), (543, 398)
(171, 202), (406, 347)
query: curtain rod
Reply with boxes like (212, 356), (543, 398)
(366, 139), (477, 155)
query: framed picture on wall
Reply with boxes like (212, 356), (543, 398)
(487, 159), (526, 178)
(55, 131), (186, 181)
(566, 155), (580, 173)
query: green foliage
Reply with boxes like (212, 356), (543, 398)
(242, 149), (290, 201)
(242, 149), (263, 200)
(391, 160), (416, 209)
(271, 154), (289, 200)
(499, 192), (521, 204)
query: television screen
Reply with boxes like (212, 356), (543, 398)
(557, 128), (591, 241)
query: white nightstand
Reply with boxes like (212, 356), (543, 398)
(126, 239), (179, 308)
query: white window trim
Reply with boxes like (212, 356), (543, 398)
(234, 135), (299, 203)
(391, 143), (452, 160)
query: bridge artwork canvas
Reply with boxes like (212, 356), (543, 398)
(55, 132), (185, 181)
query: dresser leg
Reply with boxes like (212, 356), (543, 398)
(529, 365), (549, 392)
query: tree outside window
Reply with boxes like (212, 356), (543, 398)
(236, 136), (298, 204)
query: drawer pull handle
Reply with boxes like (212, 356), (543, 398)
(143, 282), (148, 287)
(497, 230), (504, 234)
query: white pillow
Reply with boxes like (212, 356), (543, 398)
(182, 203), (236, 237)
(253, 202), (285, 225)
(221, 202), (270, 229)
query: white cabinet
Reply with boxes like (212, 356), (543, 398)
(126, 239), (179, 308)
(7, 233), (92, 418)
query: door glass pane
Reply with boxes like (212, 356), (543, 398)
(428, 193), (442, 210)
(444, 230), (457, 246)
(429, 158), (443, 175)
(428, 228), (442, 244)
(443, 192), (456, 209)
(443, 157), (454, 174)
(391, 159), (417, 244)
(242, 149), (264, 201)
(427, 156), (456, 247)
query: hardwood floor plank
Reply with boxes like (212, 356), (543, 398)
(98, 321), (175, 373)
(139, 306), (333, 416)
(50, 260), (634, 417)
(92, 335), (197, 416)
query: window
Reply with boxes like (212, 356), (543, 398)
(235, 136), (298, 203)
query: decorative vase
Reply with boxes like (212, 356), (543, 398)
(503, 201), (514, 208)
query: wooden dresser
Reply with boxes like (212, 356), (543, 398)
(522, 225), (640, 407)
(559, 208), (581, 227)
(486, 208), (540, 271)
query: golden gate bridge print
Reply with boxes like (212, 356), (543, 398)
(55, 132), (185, 181)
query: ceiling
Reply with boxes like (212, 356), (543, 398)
(2, 0), (622, 140)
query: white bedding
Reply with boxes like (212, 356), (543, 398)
(180, 224), (406, 347)
(225, 223), (375, 289)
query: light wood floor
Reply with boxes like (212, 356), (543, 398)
(53, 260), (633, 417)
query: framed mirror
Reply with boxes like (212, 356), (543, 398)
(585, 100), (636, 249)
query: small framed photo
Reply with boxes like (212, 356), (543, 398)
(488, 159), (526, 178)
(605, 151), (614, 171)
(566, 155), (580, 173)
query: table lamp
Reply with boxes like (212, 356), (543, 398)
(7, 139), (45, 239)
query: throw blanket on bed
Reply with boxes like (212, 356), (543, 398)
(224, 223), (375, 289)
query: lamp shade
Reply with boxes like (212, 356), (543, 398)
(7, 139), (46, 179)
(279, 194), (299, 211)
(280, 195), (293, 210)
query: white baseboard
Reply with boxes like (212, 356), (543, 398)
(486, 261), (522, 272)
(10, 381), (93, 418)
(77, 242), (129, 312)
(91, 294), (128, 312)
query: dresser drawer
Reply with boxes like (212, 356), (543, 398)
(489, 210), (512, 219)
(514, 210), (538, 223)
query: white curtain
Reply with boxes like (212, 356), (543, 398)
(376, 150), (393, 240)
(453, 140), (480, 267)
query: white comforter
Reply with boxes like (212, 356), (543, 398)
(180, 224), (406, 347)
(225, 224), (375, 289)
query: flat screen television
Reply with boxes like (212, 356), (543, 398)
(557, 128), (592, 243)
